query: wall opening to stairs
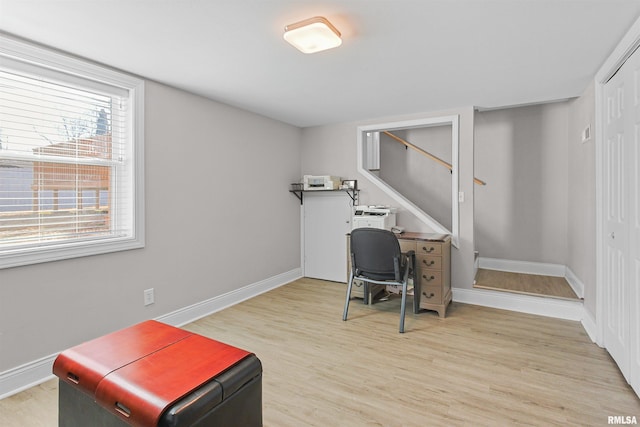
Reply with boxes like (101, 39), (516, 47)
(357, 115), (460, 247)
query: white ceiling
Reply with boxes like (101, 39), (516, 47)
(1, 1), (640, 128)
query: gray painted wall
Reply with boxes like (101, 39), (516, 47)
(378, 125), (453, 230)
(0, 81), (302, 371)
(474, 103), (569, 264)
(567, 82), (596, 316)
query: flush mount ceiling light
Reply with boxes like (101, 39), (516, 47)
(283, 16), (342, 54)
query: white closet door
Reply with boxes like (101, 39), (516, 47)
(628, 47), (640, 395)
(603, 65), (630, 380)
(603, 44), (640, 395)
(303, 192), (352, 282)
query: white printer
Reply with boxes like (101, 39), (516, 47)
(352, 206), (397, 230)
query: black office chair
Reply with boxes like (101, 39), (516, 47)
(343, 228), (416, 333)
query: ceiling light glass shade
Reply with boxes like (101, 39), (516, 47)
(283, 16), (342, 54)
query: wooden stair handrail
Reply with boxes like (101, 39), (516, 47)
(382, 131), (487, 186)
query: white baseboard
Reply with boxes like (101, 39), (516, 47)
(158, 268), (302, 327)
(564, 267), (585, 299)
(0, 355), (57, 401)
(479, 257), (585, 299)
(452, 287), (585, 321)
(580, 307), (598, 344)
(453, 287), (600, 344)
(0, 268), (302, 400)
(479, 257), (566, 276)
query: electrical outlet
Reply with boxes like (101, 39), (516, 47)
(143, 288), (154, 306)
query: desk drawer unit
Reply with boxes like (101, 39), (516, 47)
(420, 270), (442, 287)
(399, 233), (451, 318)
(418, 254), (442, 271)
(416, 242), (442, 256)
(420, 284), (443, 305)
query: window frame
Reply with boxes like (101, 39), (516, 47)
(0, 34), (145, 269)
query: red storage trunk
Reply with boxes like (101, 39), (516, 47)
(53, 320), (262, 427)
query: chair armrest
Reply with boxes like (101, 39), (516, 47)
(402, 250), (415, 265)
(402, 250), (416, 276)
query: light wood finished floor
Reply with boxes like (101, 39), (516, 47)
(474, 268), (580, 300)
(1, 278), (638, 426)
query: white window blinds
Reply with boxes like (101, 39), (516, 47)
(0, 35), (144, 268)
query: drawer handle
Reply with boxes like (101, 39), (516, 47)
(423, 274), (435, 281)
(66, 372), (80, 384)
(115, 402), (131, 418)
(422, 246), (435, 253)
(422, 259), (435, 267)
(422, 291), (435, 299)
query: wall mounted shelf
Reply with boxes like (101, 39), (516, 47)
(289, 188), (359, 205)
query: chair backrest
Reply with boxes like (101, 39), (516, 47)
(350, 228), (402, 281)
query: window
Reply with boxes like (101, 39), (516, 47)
(0, 35), (144, 268)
